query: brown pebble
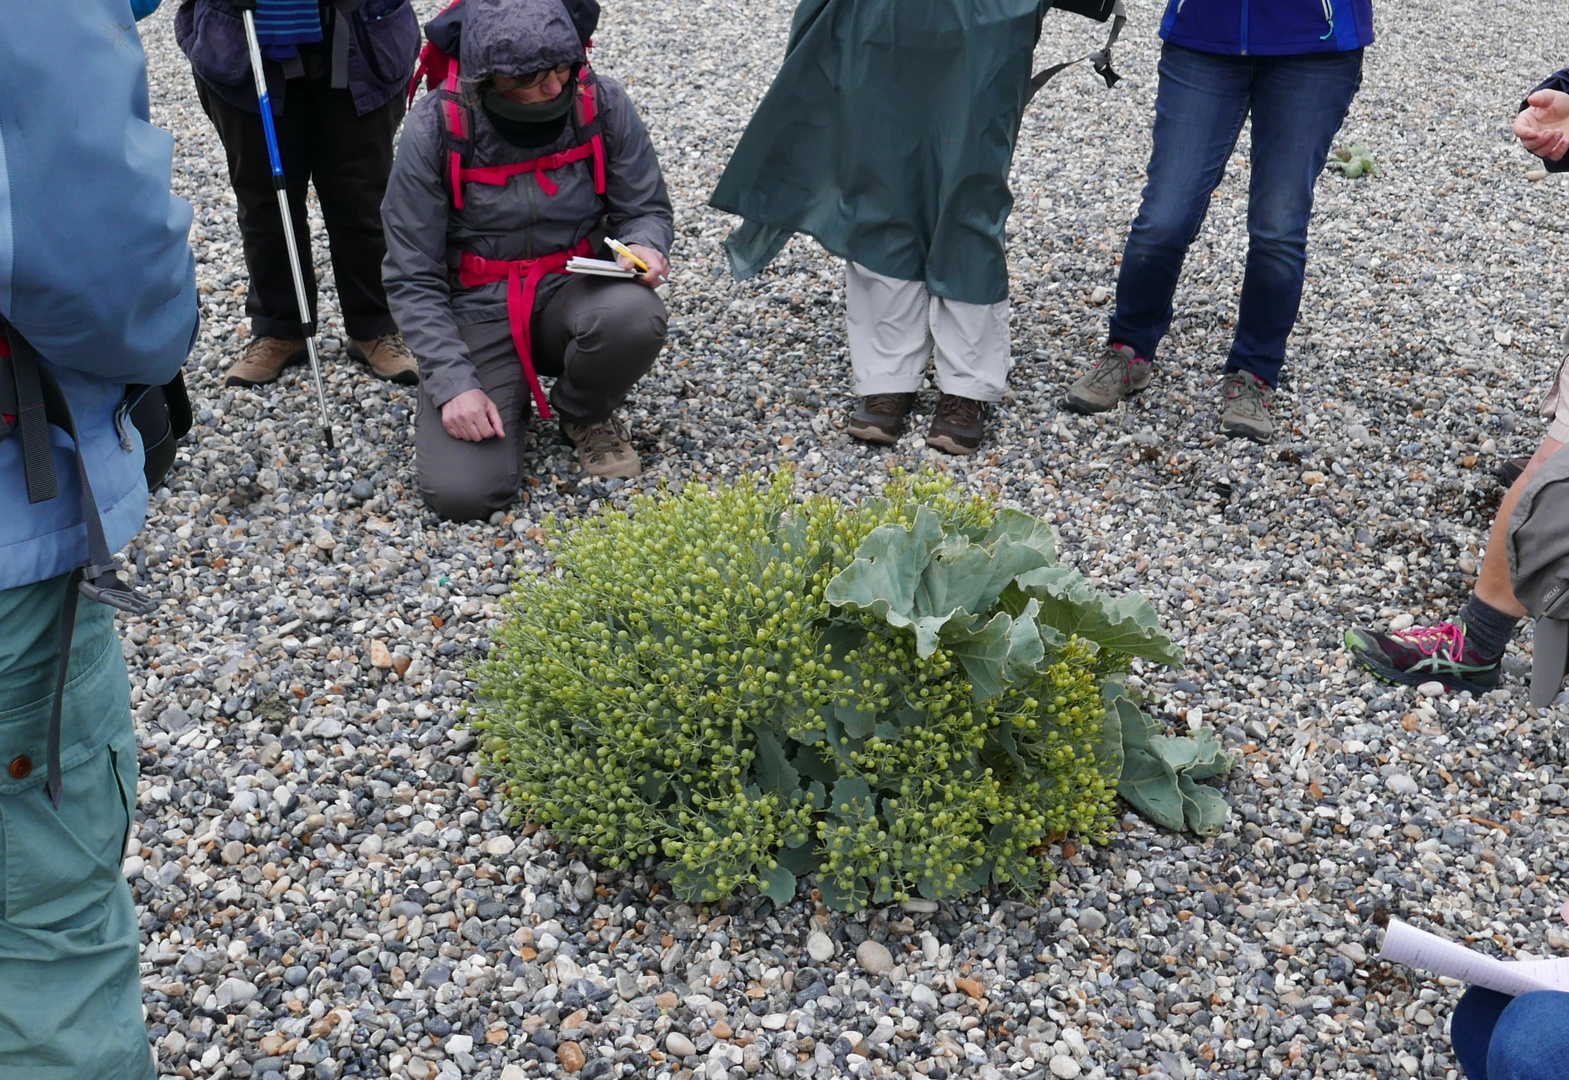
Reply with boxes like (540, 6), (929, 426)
(557, 1041), (586, 1073)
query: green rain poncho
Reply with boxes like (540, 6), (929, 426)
(709, 0), (1052, 307)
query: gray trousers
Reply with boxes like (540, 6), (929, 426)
(845, 261), (1012, 402)
(416, 275), (667, 521)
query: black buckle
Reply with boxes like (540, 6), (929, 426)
(79, 568), (157, 616)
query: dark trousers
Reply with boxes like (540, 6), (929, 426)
(194, 75), (402, 341)
(1108, 43), (1363, 387)
(1452, 987), (1569, 1080)
(416, 276), (668, 522)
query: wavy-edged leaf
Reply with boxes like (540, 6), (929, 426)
(941, 600), (1046, 702)
(824, 507), (946, 641)
(1118, 746), (1185, 831)
(1015, 564), (1184, 666)
(983, 508), (1058, 565)
(758, 865), (797, 904)
(1177, 774), (1232, 836)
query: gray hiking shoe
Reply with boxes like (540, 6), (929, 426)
(1218, 371), (1274, 442)
(1063, 344), (1152, 413)
(561, 414), (641, 479)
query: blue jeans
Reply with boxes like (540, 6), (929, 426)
(1108, 43), (1363, 387)
(1452, 988), (1569, 1080)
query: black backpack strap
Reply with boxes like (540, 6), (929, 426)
(1029, 0), (1127, 102)
(1, 326), (155, 808)
(2, 336), (60, 503)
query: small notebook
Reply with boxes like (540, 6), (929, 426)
(566, 257), (636, 278)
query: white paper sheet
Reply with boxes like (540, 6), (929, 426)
(1379, 918), (1569, 996)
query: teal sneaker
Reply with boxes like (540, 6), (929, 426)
(1344, 620), (1502, 695)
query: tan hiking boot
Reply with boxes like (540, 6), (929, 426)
(1218, 371), (1274, 442)
(1063, 343), (1152, 413)
(224, 336), (307, 387)
(350, 333), (419, 385)
(561, 414), (641, 479)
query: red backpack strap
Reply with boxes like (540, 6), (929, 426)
(575, 69), (607, 196)
(437, 64), (472, 210)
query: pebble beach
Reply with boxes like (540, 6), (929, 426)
(126, 2), (1569, 1078)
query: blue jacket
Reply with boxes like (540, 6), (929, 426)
(0, 0), (198, 591)
(1160, 0), (1374, 56)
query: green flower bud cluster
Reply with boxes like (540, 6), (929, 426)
(475, 470), (1131, 910)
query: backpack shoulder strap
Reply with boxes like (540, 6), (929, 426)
(436, 63), (475, 209)
(575, 68), (607, 195)
(0, 330), (60, 503)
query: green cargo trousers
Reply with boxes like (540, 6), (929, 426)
(0, 574), (152, 1080)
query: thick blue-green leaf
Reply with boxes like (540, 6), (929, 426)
(749, 726), (800, 795)
(824, 507), (946, 635)
(758, 865), (797, 904)
(817, 872), (869, 912)
(778, 842), (819, 876)
(984, 508), (1058, 565)
(1177, 774), (1232, 836)
(1015, 564), (1184, 666)
(829, 776), (875, 817)
(941, 600), (1045, 702)
(835, 701), (879, 740)
(913, 536), (1053, 629)
(1093, 687), (1138, 781)
(1118, 746), (1186, 831)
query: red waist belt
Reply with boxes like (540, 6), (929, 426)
(456, 237), (593, 420)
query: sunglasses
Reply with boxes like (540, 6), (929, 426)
(498, 62), (575, 91)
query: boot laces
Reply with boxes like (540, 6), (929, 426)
(863, 393), (910, 418)
(1392, 621), (1466, 660)
(937, 394), (982, 427)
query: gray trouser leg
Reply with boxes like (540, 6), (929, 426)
(415, 318), (528, 523)
(414, 279), (667, 522)
(844, 261), (1012, 402)
(533, 274), (668, 425)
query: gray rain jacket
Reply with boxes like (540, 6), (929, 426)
(381, 0), (673, 408)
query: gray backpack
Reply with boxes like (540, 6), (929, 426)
(1508, 445), (1569, 619)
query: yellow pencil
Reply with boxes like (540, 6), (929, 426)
(607, 238), (650, 273)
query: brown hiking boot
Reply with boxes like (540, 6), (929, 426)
(846, 392), (916, 444)
(1063, 343), (1152, 413)
(926, 393), (987, 456)
(350, 333), (419, 385)
(561, 414), (641, 479)
(1218, 371), (1274, 442)
(224, 336), (307, 387)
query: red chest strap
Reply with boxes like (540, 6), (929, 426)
(446, 72), (606, 209)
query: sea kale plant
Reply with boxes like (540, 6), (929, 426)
(476, 472), (1233, 910)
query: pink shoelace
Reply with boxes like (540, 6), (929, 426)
(1392, 621), (1466, 660)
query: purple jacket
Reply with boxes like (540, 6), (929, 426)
(175, 0), (420, 116)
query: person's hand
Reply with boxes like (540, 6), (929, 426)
(441, 388), (505, 442)
(618, 244), (670, 288)
(1516, 89), (1569, 161)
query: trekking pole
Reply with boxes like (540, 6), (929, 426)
(239, 6), (336, 450)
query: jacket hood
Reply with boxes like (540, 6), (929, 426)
(460, 0), (586, 85)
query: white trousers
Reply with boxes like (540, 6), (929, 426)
(844, 261), (1012, 402)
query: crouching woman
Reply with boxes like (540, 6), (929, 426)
(383, 0), (672, 521)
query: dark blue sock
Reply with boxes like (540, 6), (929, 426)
(1459, 595), (1520, 662)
